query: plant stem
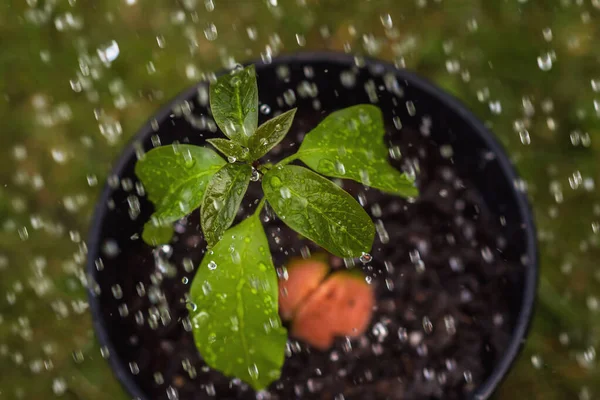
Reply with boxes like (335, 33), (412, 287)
(276, 153), (299, 167)
(254, 197), (267, 216)
(258, 163), (273, 174)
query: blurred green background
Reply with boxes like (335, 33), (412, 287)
(0, 0), (599, 399)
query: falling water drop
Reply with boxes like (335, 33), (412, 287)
(260, 104), (271, 114)
(359, 252), (372, 264)
(166, 386), (179, 400)
(340, 71), (356, 88)
(204, 23), (218, 41)
(519, 129), (531, 145)
(97, 40), (120, 64)
(537, 52), (553, 71)
(283, 89), (296, 106)
(489, 100), (503, 115)
(295, 33), (306, 47)
(422, 316), (434, 334)
(52, 378), (67, 395)
(129, 361), (140, 375)
(380, 13), (393, 29)
(531, 355), (543, 369)
(372, 322), (388, 341)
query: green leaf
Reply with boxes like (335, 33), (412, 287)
(201, 163), (252, 246)
(296, 104), (418, 197)
(262, 165), (375, 258)
(189, 213), (287, 390)
(210, 65), (258, 146)
(249, 108), (297, 160)
(135, 145), (226, 245)
(207, 138), (250, 162)
(142, 220), (174, 245)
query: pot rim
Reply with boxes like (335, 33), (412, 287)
(86, 51), (538, 400)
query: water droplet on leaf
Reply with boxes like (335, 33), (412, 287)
(248, 363), (260, 380)
(280, 187), (291, 199)
(270, 176), (282, 188)
(334, 161), (346, 175)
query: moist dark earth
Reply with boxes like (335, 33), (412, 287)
(91, 63), (524, 400)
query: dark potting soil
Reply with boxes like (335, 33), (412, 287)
(91, 61), (524, 400)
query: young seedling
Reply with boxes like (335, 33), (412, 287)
(134, 64), (417, 390)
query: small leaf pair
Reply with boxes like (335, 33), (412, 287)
(201, 66), (297, 246)
(201, 106), (296, 247)
(207, 108), (296, 162)
(207, 64), (296, 163)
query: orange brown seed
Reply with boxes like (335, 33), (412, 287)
(278, 257), (330, 321)
(291, 271), (375, 350)
(328, 272), (375, 336)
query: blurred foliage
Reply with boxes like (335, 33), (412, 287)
(0, 0), (599, 399)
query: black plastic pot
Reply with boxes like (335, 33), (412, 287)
(87, 52), (537, 400)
